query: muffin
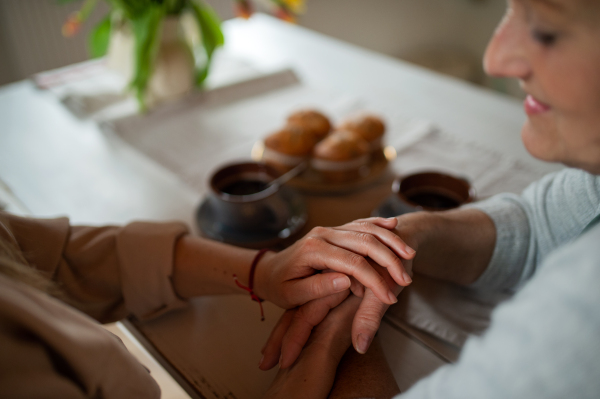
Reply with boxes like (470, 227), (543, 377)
(338, 113), (386, 153)
(311, 130), (370, 183)
(263, 124), (316, 173)
(287, 109), (332, 142)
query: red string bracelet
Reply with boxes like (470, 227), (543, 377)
(233, 248), (272, 321)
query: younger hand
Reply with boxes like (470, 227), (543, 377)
(260, 291), (350, 370)
(254, 217), (415, 310)
(263, 295), (361, 399)
(261, 258), (411, 370)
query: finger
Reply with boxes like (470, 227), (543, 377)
(322, 270), (365, 299)
(322, 228), (412, 287)
(336, 221), (415, 283)
(261, 310), (292, 355)
(298, 235), (397, 305)
(337, 220), (416, 260)
(349, 276), (365, 298)
(350, 216), (398, 230)
(351, 289), (391, 354)
(260, 310), (294, 371)
(282, 271), (351, 306)
(313, 294), (362, 337)
(280, 291), (349, 369)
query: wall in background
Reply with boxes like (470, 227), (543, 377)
(301, 0), (503, 60)
(0, 0), (520, 96)
(0, 0), (110, 86)
(294, 0), (521, 97)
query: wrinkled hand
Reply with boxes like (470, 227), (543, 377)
(260, 256), (412, 370)
(254, 217), (415, 310)
(352, 255), (415, 354)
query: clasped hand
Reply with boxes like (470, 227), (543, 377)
(253, 217), (416, 370)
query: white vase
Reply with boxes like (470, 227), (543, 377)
(106, 16), (195, 107)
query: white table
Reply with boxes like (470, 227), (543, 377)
(0, 14), (560, 399)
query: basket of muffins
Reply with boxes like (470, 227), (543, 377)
(255, 108), (390, 193)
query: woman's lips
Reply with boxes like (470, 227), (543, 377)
(524, 94), (551, 115)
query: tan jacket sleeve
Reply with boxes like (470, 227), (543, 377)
(0, 274), (161, 399)
(2, 212), (188, 323)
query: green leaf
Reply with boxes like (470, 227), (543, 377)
(87, 14), (112, 58)
(190, 0), (224, 86)
(129, 6), (164, 110)
(163, 0), (186, 15)
(105, 0), (152, 19)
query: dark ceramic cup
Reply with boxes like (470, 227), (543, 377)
(390, 171), (475, 214)
(207, 162), (292, 232)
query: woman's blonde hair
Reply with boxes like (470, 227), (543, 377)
(0, 217), (64, 298)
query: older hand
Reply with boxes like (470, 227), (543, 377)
(254, 217), (415, 310)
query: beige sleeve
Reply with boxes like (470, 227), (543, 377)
(2, 212), (188, 323)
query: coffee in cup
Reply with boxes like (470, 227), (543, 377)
(207, 161), (292, 232)
(390, 171), (475, 214)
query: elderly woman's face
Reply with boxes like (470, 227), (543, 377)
(484, 0), (600, 173)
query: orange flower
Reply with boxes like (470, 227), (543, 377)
(274, 6), (296, 23)
(62, 11), (82, 37)
(280, 0), (305, 14)
(234, 0), (253, 19)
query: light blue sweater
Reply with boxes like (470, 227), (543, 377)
(400, 168), (600, 399)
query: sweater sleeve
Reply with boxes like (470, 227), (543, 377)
(1, 212), (188, 323)
(396, 224), (600, 399)
(464, 168), (600, 292)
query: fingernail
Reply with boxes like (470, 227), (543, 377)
(403, 272), (412, 284)
(387, 217), (396, 221)
(356, 334), (372, 354)
(333, 276), (351, 291)
(388, 291), (398, 304)
(404, 246), (416, 256)
(258, 355), (264, 368)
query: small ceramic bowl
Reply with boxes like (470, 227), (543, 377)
(206, 161), (294, 233)
(389, 171), (475, 214)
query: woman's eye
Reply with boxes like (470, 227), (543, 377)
(532, 29), (558, 46)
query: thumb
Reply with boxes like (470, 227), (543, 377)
(351, 289), (390, 354)
(283, 272), (351, 307)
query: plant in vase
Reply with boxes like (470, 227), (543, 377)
(61, 0), (305, 110)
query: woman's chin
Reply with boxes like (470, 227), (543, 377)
(520, 121), (559, 163)
(521, 121), (600, 174)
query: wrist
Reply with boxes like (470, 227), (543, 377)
(396, 208), (494, 285)
(252, 250), (276, 302)
(394, 211), (432, 253)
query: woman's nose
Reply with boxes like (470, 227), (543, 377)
(483, 8), (531, 80)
